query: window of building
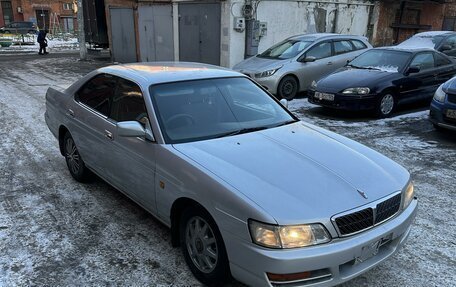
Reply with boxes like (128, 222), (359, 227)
(63, 3), (72, 10)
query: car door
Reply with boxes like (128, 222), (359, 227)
(332, 39), (358, 67)
(400, 52), (436, 102)
(107, 77), (157, 212)
(433, 52), (456, 84)
(439, 35), (456, 58)
(70, 73), (117, 177)
(296, 41), (334, 89)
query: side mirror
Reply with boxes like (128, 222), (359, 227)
(405, 66), (420, 75)
(303, 56), (317, 63)
(117, 121), (146, 138)
(441, 44), (452, 51)
(280, 98), (289, 108)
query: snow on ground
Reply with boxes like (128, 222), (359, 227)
(0, 34), (79, 53)
(0, 55), (455, 287)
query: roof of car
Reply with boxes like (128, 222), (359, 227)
(374, 46), (436, 53)
(412, 31), (455, 37)
(99, 62), (243, 86)
(289, 33), (365, 41)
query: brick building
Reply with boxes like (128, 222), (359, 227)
(0, 0), (77, 32)
(372, 0), (456, 46)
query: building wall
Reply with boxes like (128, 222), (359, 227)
(0, 0), (78, 32)
(226, 0), (375, 68)
(372, 0), (449, 47)
(0, 0), (24, 27)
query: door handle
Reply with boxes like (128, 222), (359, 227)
(105, 130), (113, 140)
(327, 62), (333, 65)
(67, 109), (74, 117)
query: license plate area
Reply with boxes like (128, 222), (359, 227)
(355, 233), (392, 264)
(446, 109), (456, 119)
(315, 92), (335, 101)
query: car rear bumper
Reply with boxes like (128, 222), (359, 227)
(429, 99), (456, 131)
(224, 199), (418, 287)
(308, 90), (377, 111)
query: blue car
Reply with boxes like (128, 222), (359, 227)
(430, 77), (456, 131)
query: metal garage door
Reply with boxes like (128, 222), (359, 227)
(138, 5), (174, 62)
(109, 8), (137, 63)
(178, 3), (221, 65)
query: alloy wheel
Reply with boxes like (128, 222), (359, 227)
(185, 216), (218, 273)
(380, 94), (394, 116)
(65, 137), (80, 175)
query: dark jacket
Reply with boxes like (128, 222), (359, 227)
(37, 30), (47, 43)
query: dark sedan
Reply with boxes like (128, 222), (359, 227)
(308, 47), (456, 117)
(430, 77), (456, 131)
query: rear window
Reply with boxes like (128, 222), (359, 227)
(351, 39), (367, 50)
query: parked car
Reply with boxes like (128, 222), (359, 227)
(308, 47), (456, 117)
(233, 33), (372, 100)
(45, 62), (417, 287)
(0, 21), (37, 34)
(398, 31), (456, 58)
(430, 77), (456, 131)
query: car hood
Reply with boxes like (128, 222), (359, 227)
(317, 68), (398, 93)
(173, 122), (408, 224)
(232, 55), (289, 74)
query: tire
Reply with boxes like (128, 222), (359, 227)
(433, 123), (442, 131)
(376, 93), (396, 118)
(4, 30), (10, 34)
(180, 206), (230, 286)
(63, 132), (92, 182)
(278, 76), (298, 100)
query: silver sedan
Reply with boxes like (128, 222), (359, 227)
(233, 33), (372, 100)
(45, 62), (417, 287)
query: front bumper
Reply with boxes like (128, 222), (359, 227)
(238, 70), (281, 95)
(429, 99), (456, 131)
(224, 199), (418, 287)
(308, 90), (378, 111)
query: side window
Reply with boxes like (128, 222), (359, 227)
(434, 53), (451, 67)
(306, 42), (332, 60)
(443, 35), (456, 48)
(110, 78), (148, 126)
(334, 40), (354, 55)
(76, 74), (116, 116)
(410, 53), (435, 71)
(351, 39), (368, 50)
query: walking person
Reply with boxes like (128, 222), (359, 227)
(37, 29), (49, 55)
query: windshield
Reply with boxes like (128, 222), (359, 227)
(349, 49), (411, 72)
(149, 77), (296, 144)
(258, 39), (313, 59)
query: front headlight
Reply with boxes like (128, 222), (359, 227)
(342, 87), (370, 95)
(402, 182), (415, 210)
(433, 85), (446, 103)
(255, 67), (281, 78)
(248, 220), (331, 249)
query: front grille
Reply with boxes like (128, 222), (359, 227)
(335, 208), (373, 235)
(376, 194), (401, 223)
(334, 193), (402, 236)
(447, 93), (456, 104)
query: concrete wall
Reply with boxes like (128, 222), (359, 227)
(225, 0), (375, 68)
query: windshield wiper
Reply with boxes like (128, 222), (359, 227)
(347, 64), (381, 71)
(214, 126), (271, 139)
(270, 119), (299, 128)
